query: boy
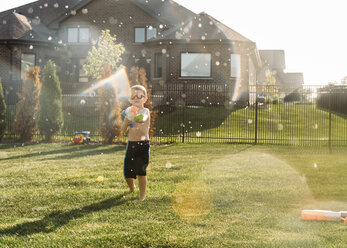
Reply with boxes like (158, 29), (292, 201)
(121, 85), (150, 201)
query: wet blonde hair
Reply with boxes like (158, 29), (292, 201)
(131, 85), (147, 97)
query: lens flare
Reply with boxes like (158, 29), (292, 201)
(172, 179), (213, 222)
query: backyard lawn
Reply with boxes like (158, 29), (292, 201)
(0, 142), (346, 247)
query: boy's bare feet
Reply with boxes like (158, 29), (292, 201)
(139, 196), (146, 201)
(129, 184), (136, 193)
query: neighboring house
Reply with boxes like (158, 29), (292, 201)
(257, 50), (304, 93)
(0, 0), (261, 106)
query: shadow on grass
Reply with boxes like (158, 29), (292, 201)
(0, 144), (125, 161)
(155, 107), (239, 135)
(0, 193), (131, 236)
(41, 146), (125, 161)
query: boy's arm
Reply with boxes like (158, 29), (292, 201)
(121, 118), (130, 133)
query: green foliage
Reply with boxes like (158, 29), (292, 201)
(98, 65), (122, 144)
(13, 67), (41, 141)
(37, 60), (63, 142)
(0, 77), (6, 140)
(83, 29), (125, 80)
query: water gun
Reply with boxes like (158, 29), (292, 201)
(122, 106), (144, 128)
(301, 210), (347, 223)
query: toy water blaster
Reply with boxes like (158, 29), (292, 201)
(72, 131), (91, 144)
(121, 106), (144, 128)
(301, 210), (347, 223)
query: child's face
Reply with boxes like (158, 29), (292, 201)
(129, 89), (147, 107)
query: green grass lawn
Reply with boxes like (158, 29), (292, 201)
(154, 104), (347, 145)
(0, 143), (346, 247)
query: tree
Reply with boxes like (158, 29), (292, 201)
(13, 67), (41, 141)
(98, 65), (122, 143)
(0, 77), (6, 141)
(83, 29), (125, 143)
(129, 66), (158, 138)
(341, 76), (347, 85)
(37, 60), (63, 142)
(83, 29), (125, 80)
(263, 69), (279, 103)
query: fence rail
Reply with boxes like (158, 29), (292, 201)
(2, 83), (347, 146)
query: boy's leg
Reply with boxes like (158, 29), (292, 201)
(138, 175), (147, 200)
(125, 178), (136, 192)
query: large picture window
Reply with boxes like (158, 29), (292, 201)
(68, 27), (90, 43)
(21, 53), (35, 80)
(154, 53), (162, 78)
(135, 27), (157, 43)
(230, 54), (240, 77)
(180, 53), (211, 77)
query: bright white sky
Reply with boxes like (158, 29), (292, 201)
(1, 0), (347, 85)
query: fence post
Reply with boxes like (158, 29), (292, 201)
(328, 86), (332, 150)
(254, 87), (258, 145)
(181, 82), (185, 143)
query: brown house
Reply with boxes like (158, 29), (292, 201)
(0, 0), (261, 106)
(257, 50), (304, 90)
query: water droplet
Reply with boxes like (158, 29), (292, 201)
(162, 49), (167, 54)
(2, 20), (7, 25)
(196, 132), (201, 137)
(159, 24), (163, 29)
(71, 10), (77, 15)
(27, 7), (34, 14)
(53, 3), (59, 8)
(82, 8), (88, 14)
(248, 119), (253, 124)
(29, 45), (33, 50)
(198, 23), (202, 28)
(44, 3), (48, 7)
(48, 36), (52, 41)
(80, 99), (86, 105)
(201, 36), (206, 40)
(314, 163), (318, 168)
(216, 61), (220, 66)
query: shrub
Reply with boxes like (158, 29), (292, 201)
(13, 67), (41, 141)
(37, 60), (63, 142)
(98, 65), (122, 143)
(0, 77), (6, 141)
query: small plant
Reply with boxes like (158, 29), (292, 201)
(37, 60), (63, 142)
(0, 77), (6, 141)
(13, 67), (41, 142)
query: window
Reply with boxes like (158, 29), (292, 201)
(230, 54), (240, 77)
(135, 27), (157, 43)
(180, 53), (211, 77)
(135, 28), (145, 43)
(21, 53), (35, 80)
(154, 53), (162, 78)
(68, 27), (90, 43)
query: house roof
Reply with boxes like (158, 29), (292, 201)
(0, 0), (196, 28)
(259, 50), (286, 69)
(130, 0), (196, 25)
(0, 12), (56, 43)
(0, 0), (84, 27)
(280, 72), (304, 85)
(148, 12), (254, 43)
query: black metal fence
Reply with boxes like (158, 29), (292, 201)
(3, 83), (347, 146)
